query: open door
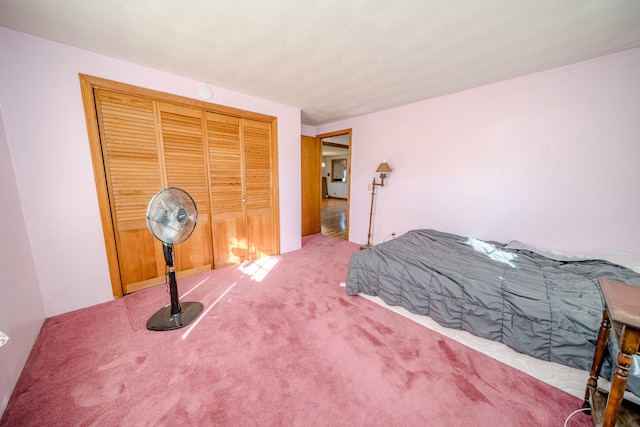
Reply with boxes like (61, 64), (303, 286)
(319, 130), (351, 240)
(301, 130), (352, 239)
(301, 135), (321, 236)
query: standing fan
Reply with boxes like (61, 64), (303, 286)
(145, 187), (203, 331)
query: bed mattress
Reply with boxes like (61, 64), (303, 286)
(346, 229), (640, 396)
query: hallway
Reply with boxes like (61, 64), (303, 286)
(321, 198), (347, 240)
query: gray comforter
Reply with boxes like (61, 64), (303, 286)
(346, 229), (640, 396)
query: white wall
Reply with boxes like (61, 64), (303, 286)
(324, 156), (349, 199)
(0, 108), (46, 415)
(317, 48), (640, 254)
(0, 27), (302, 317)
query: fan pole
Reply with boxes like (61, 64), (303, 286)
(145, 242), (203, 331)
(164, 243), (182, 315)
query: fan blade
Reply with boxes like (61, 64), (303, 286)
(152, 209), (169, 225)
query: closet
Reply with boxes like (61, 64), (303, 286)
(80, 75), (279, 297)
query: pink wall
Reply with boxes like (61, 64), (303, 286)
(317, 48), (640, 254)
(0, 108), (46, 414)
(301, 124), (317, 137)
(0, 27), (302, 317)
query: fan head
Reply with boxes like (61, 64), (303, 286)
(146, 187), (198, 245)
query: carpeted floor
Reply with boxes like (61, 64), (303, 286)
(1, 234), (591, 426)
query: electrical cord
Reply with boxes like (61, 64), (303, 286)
(382, 232), (398, 242)
(165, 264), (170, 293)
(563, 407), (590, 427)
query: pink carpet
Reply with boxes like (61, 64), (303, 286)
(1, 234), (592, 426)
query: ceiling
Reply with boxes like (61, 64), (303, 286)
(1, 1), (640, 126)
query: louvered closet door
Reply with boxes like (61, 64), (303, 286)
(242, 119), (276, 259)
(158, 103), (212, 276)
(206, 112), (247, 268)
(94, 89), (165, 293)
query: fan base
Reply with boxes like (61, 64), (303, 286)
(146, 302), (203, 331)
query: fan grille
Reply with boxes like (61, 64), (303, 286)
(146, 187), (198, 244)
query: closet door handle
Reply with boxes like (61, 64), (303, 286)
(242, 198), (246, 203)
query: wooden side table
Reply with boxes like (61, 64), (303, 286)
(583, 278), (640, 426)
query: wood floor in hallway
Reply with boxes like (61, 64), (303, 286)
(321, 197), (347, 240)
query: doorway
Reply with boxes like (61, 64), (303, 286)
(319, 130), (351, 240)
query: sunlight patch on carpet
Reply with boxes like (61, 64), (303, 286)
(239, 256), (278, 282)
(179, 275), (211, 299)
(181, 281), (239, 340)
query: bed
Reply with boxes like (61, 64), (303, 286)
(345, 229), (640, 396)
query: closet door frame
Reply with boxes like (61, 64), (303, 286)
(79, 74), (279, 298)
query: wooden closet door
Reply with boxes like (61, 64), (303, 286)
(82, 75), (281, 297)
(94, 89), (165, 293)
(206, 112), (247, 268)
(242, 119), (277, 259)
(158, 103), (212, 276)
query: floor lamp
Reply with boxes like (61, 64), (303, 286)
(361, 162), (392, 250)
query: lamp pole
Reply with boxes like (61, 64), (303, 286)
(362, 172), (387, 250)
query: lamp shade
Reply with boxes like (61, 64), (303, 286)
(376, 162), (392, 173)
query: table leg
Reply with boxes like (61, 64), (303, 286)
(603, 327), (640, 427)
(584, 310), (611, 409)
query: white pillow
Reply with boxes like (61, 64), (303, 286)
(505, 241), (586, 261)
(506, 241), (640, 273)
(584, 249), (640, 274)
